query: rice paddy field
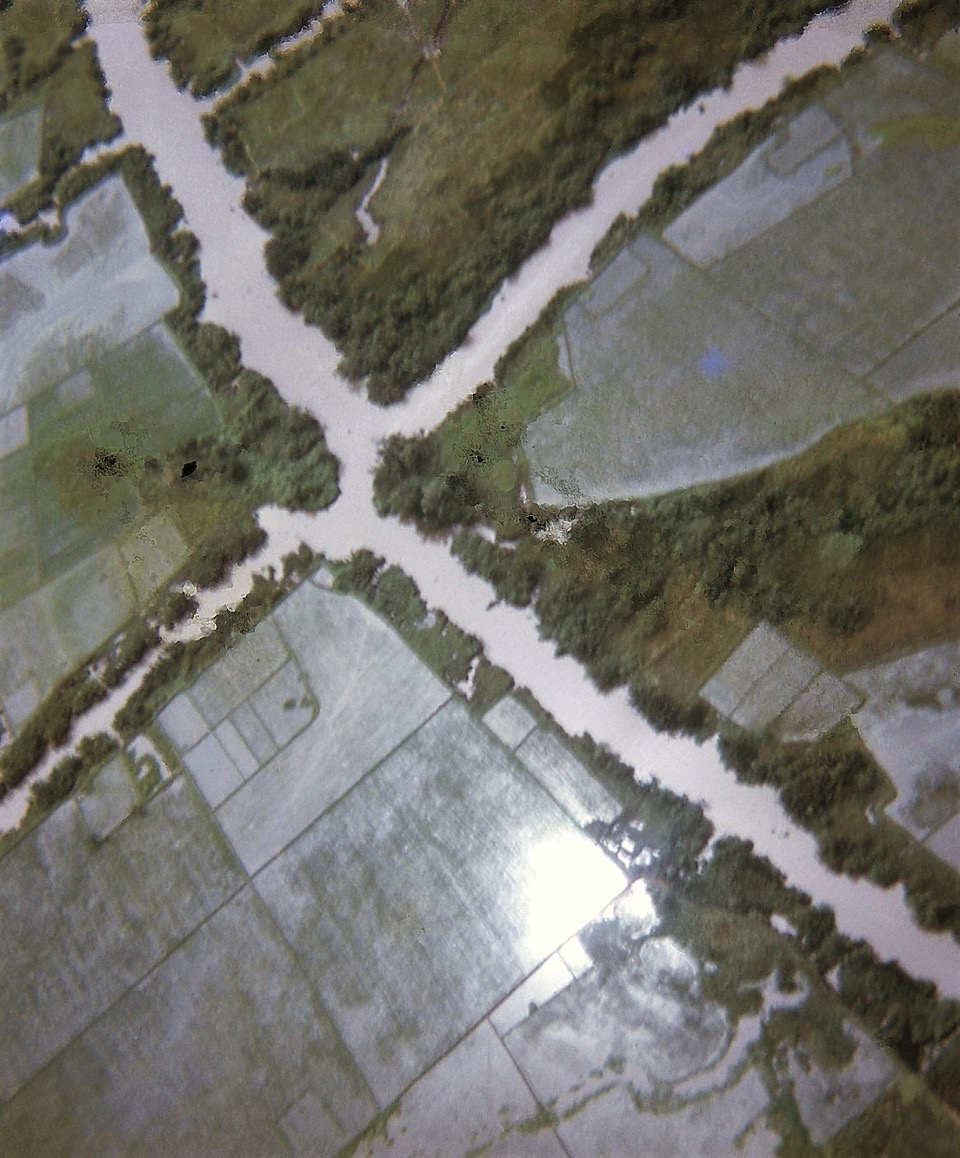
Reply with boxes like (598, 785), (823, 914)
(524, 233), (885, 505)
(1, 582), (634, 1153)
(0, 107), (41, 202)
(0, 174), (221, 729)
(847, 641), (960, 872)
(8, 572), (951, 1154)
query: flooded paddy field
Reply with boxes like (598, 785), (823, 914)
(524, 46), (960, 505)
(359, 908), (907, 1157)
(0, 580), (628, 1153)
(2, 564), (957, 1153)
(0, 107), (41, 203)
(848, 640), (960, 873)
(0, 174), (219, 729)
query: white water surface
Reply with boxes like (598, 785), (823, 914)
(22, 0), (954, 997)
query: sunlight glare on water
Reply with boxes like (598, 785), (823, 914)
(518, 829), (626, 963)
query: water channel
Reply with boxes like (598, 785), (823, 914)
(28, 0), (955, 996)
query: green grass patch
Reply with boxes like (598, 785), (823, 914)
(143, 0), (330, 96)
(873, 112), (960, 149)
(229, 5), (419, 170)
(0, 2), (121, 216)
(0, 0), (85, 100)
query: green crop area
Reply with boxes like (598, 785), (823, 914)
(204, 0), (840, 402)
(0, 1), (120, 220)
(143, 0), (331, 96)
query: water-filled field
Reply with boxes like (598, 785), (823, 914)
(524, 48), (960, 505)
(1, 582), (632, 1153)
(0, 175), (219, 728)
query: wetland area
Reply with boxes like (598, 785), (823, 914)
(1, 0), (959, 1154)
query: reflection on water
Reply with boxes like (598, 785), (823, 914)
(518, 829), (626, 963)
(611, 879), (659, 941)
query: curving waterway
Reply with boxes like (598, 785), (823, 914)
(21, 0), (954, 996)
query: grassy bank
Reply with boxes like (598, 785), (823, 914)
(143, 0), (329, 97)
(203, 0), (842, 403)
(0, 0), (121, 220)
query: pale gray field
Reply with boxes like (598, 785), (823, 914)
(524, 233), (880, 505)
(1, 582), (632, 1153)
(213, 583), (452, 873)
(0, 776), (243, 1106)
(700, 622), (860, 739)
(663, 104), (853, 268)
(0, 178), (179, 410)
(848, 641), (960, 868)
(0, 887), (376, 1158)
(524, 49), (960, 506)
(3, 574), (911, 1153)
(482, 693), (538, 750)
(255, 697), (623, 1107)
(515, 726), (621, 828)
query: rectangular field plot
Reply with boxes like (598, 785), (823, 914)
(0, 888), (377, 1158)
(0, 106), (41, 201)
(0, 177), (180, 409)
(255, 699), (625, 1107)
(0, 545), (136, 728)
(214, 584), (450, 874)
(663, 104), (852, 268)
(524, 49), (960, 507)
(0, 174), (220, 726)
(712, 142), (960, 378)
(523, 235), (880, 505)
(701, 622), (856, 737)
(482, 694), (538, 750)
(235, 7), (420, 172)
(0, 777), (243, 1105)
(515, 728), (620, 829)
(869, 304), (960, 403)
(185, 618), (289, 729)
